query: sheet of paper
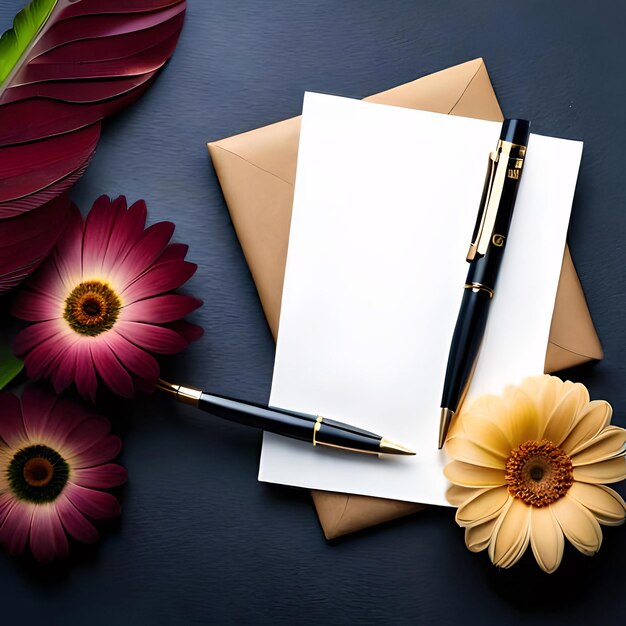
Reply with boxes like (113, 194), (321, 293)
(259, 92), (583, 506)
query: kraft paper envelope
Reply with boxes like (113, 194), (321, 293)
(207, 58), (603, 539)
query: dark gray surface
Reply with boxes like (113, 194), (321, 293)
(1, 0), (625, 624)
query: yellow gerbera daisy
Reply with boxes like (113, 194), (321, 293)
(444, 375), (626, 573)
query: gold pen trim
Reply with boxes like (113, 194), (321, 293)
(379, 438), (416, 455)
(438, 408), (455, 449)
(156, 379), (202, 407)
(315, 441), (380, 455)
(464, 282), (494, 298)
(312, 417), (415, 455)
(466, 139), (527, 262)
(499, 140), (527, 159)
(316, 439), (415, 456)
(312, 416), (323, 446)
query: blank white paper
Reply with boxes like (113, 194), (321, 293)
(259, 92), (583, 506)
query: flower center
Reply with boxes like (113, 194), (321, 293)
(7, 445), (70, 503)
(23, 457), (54, 487)
(64, 280), (121, 336)
(505, 439), (573, 507)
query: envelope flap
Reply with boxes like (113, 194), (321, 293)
(545, 246), (604, 371)
(366, 57), (502, 122)
(210, 117), (302, 186)
(207, 141), (293, 335)
(208, 58), (500, 186)
(311, 491), (425, 540)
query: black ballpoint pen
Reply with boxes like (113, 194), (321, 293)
(438, 119), (531, 449)
(157, 379), (415, 456)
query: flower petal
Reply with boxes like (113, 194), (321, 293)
(561, 401), (612, 455)
(67, 435), (122, 469)
(463, 394), (509, 427)
(49, 397), (109, 456)
(11, 287), (63, 322)
(567, 482), (626, 526)
(16, 324), (76, 383)
(13, 318), (68, 355)
(573, 456), (626, 484)
(120, 294), (202, 323)
(52, 203), (84, 292)
(103, 330), (160, 380)
(22, 340), (66, 381)
(72, 464), (127, 489)
(542, 385), (587, 446)
(56, 494), (99, 544)
(115, 320), (188, 354)
(33, 396), (90, 452)
(18, 255), (68, 303)
(456, 486), (510, 527)
(49, 336), (81, 394)
(445, 437), (507, 469)
(0, 494), (15, 526)
(75, 344), (98, 402)
(0, 500), (34, 556)
(156, 242), (188, 262)
(446, 484), (478, 507)
(29, 505), (68, 563)
(0, 392), (27, 447)
(120, 259), (197, 304)
(111, 221), (175, 288)
(102, 198), (146, 272)
(458, 416), (512, 458)
(488, 497), (531, 569)
(443, 461), (507, 488)
(518, 375), (546, 402)
(529, 505), (564, 574)
(82, 195), (124, 279)
(502, 386), (541, 446)
(64, 483), (121, 520)
(90, 340), (134, 398)
(551, 494), (602, 556)
(571, 427), (626, 466)
(465, 515), (500, 553)
(163, 319), (203, 343)
(20, 384), (58, 442)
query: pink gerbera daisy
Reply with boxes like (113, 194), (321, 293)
(0, 386), (127, 563)
(12, 195), (202, 400)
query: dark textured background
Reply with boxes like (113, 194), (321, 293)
(1, 0), (625, 624)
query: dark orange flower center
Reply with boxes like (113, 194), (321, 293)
(23, 457), (54, 487)
(64, 280), (121, 336)
(505, 439), (573, 507)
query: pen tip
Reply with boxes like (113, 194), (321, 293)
(155, 379), (202, 407)
(156, 378), (178, 397)
(379, 438), (416, 456)
(438, 408), (455, 449)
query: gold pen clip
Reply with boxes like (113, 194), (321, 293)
(466, 140), (520, 262)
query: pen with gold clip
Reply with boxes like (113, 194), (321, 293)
(438, 119), (531, 449)
(157, 379), (415, 456)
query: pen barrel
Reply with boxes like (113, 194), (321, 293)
(198, 392), (316, 441)
(197, 393), (383, 452)
(440, 288), (491, 412)
(440, 120), (530, 425)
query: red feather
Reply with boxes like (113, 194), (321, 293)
(0, 0), (187, 293)
(0, 195), (72, 293)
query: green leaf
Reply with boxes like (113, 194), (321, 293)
(0, 347), (23, 390)
(0, 0), (57, 84)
